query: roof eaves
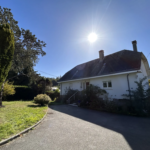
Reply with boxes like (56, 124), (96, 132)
(58, 68), (140, 83)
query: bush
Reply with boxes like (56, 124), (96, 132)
(79, 84), (107, 107)
(45, 89), (60, 100)
(123, 76), (150, 116)
(3, 81), (15, 99)
(64, 88), (78, 103)
(34, 94), (51, 106)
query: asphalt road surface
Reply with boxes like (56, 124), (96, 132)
(1, 105), (150, 150)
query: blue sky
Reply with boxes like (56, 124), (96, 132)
(1, 0), (150, 78)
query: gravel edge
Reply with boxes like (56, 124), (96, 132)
(0, 107), (48, 146)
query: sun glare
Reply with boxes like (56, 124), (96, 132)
(88, 32), (97, 43)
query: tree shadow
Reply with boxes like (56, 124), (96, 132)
(49, 105), (150, 150)
(27, 104), (46, 107)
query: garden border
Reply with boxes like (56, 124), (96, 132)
(0, 107), (48, 146)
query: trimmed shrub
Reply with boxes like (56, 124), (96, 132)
(34, 94), (51, 106)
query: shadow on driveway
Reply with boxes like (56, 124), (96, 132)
(49, 104), (150, 150)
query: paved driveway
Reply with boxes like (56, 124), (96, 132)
(1, 105), (150, 150)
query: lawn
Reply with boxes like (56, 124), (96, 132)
(0, 101), (47, 142)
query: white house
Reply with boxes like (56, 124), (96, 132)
(58, 40), (150, 100)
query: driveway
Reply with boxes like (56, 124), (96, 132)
(1, 105), (150, 150)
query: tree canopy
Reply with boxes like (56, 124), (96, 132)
(0, 23), (15, 106)
(0, 7), (46, 76)
(0, 23), (14, 87)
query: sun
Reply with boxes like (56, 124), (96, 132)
(88, 32), (97, 43)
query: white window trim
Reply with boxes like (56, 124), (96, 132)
(103, 81), (112, 89)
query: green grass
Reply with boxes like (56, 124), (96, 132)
(14, 85), (29, 88)
(0, 101), (47, 142)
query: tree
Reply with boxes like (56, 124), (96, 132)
(0, 7), (46, 103)
(123, 77), (150, 115)
(32, 76), (53, 94)
(0, 6), (46, 78)
(7, 68), (36, 86)
(0, 23), (14, 107)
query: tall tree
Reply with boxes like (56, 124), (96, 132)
(0, 23), (15, 107)
(0, 6), (46, 76)
(0, 7), (46, 102)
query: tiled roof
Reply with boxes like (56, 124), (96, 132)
(58, 50), (142, 82)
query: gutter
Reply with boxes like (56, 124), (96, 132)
(127, 74), (131, 100)
(58, 70), (142, 83)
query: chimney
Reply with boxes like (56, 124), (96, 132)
(99, 50), (104, 61)
(132, 40), (138, 52)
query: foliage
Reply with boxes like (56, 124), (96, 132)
(45, 89), (60, 100)
(0, 7), (46, 105)
(64, 87), (78, 103)
(49, 97), (64, 105)
(83, 84), (106, 100)
(31, 77), (53, 95)
(0, 23), (14, 87)
(3, 81), (15, 98)
(53, 89), (60, 96)
(34, 94), (51, 106)
(78, 84), (107, 106)
(7, 87), (34, 100)
(14, 85), (28, 88)
(64, 85), (106, 106)
(0, 101), (47, 141)
(7, 68), (36, 86)
(88, 97), (105, 110)
(0, 7), (46, 75)
(149, 79), (150, 86)
(122, 76), (150, 115)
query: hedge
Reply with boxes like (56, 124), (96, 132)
(7, 87), (35, 100)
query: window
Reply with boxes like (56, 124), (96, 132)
(103, 81), (112, 88)
(108, 81), (112, 87)
(103, 82), (107, 88)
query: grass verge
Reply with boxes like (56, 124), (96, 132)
(0, 101), (47, 142)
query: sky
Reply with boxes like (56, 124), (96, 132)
(1, 0), (150, 78)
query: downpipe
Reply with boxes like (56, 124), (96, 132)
(127, 74), (131, 100)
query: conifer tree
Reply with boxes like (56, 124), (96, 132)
(0, 23), (14, 107)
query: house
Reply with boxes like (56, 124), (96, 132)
(58, 40), (150, 100)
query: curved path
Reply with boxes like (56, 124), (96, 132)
(1, 105), (150, 150)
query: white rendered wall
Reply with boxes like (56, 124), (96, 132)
(61, 73), (140, 99)
(90, 73), (138, 100)
(61, 81), (81, 95)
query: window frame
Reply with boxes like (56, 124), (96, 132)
(103, 81), (112, 88)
